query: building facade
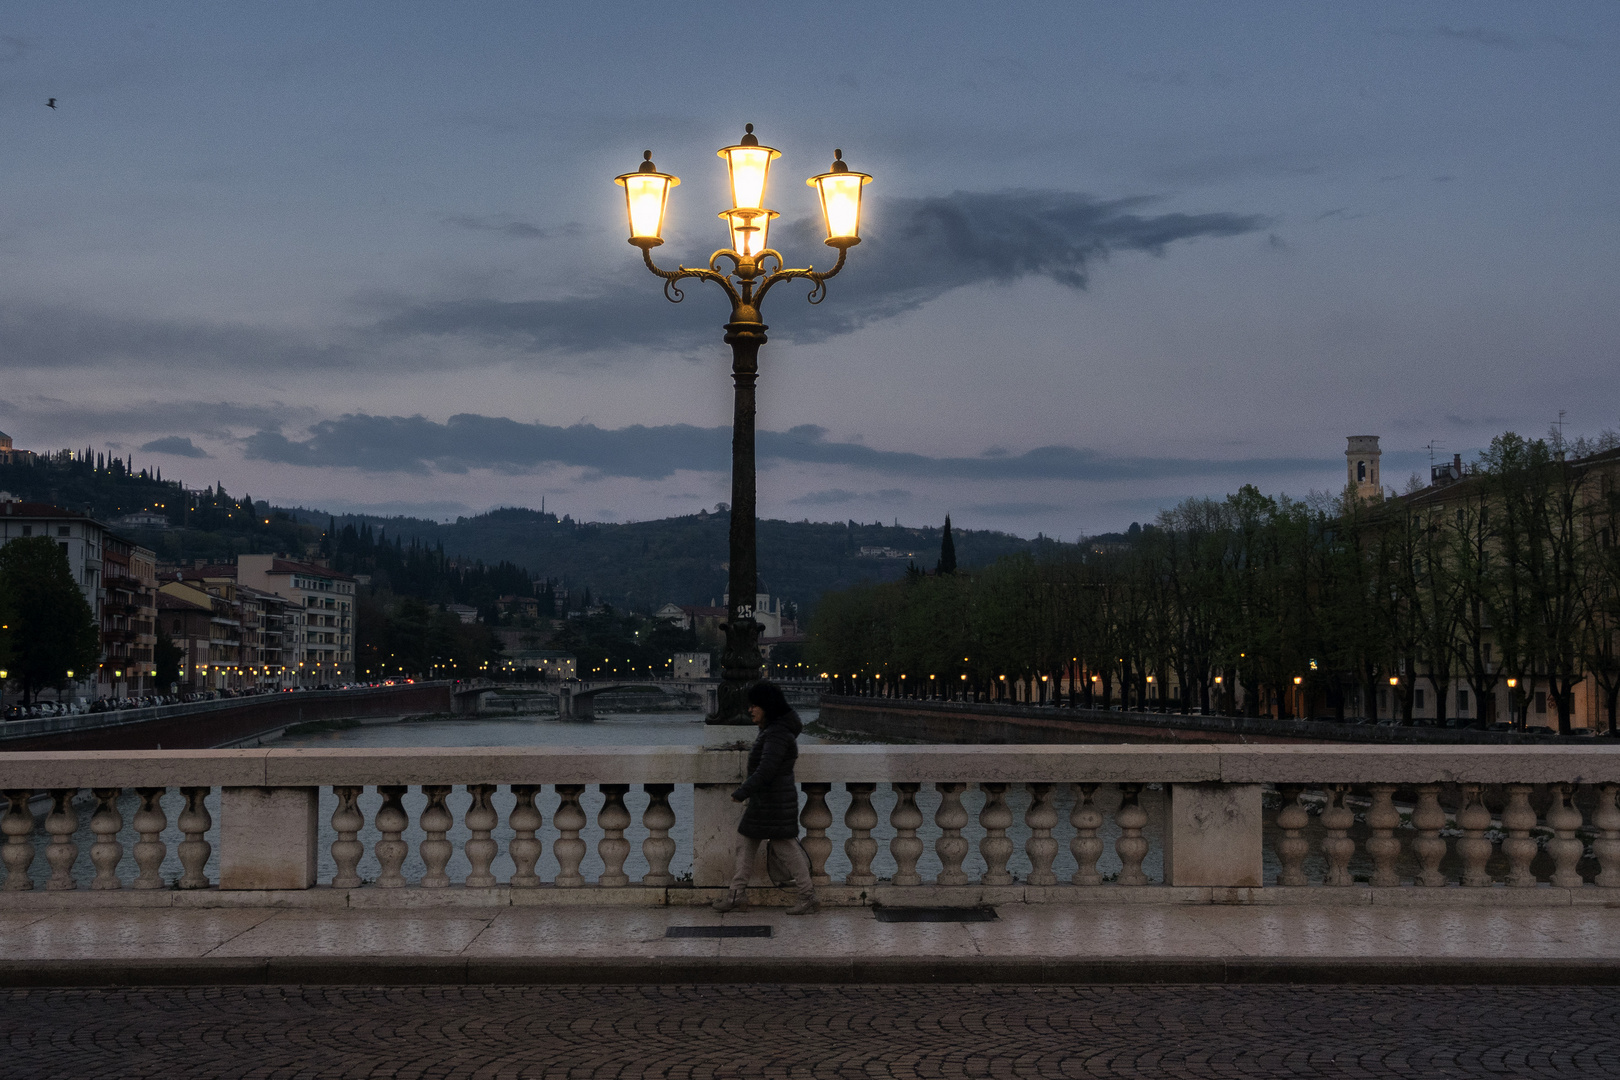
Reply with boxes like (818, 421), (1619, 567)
(237, 555), (355, 684)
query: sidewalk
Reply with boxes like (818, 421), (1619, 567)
(4, 896), (1620, 986)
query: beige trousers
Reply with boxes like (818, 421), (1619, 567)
(729, 832), (816, 902)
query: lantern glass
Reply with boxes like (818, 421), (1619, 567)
(808, 150), (872, 244)
(614, 152), (680, 245)
(718, 144), (779, 210)
(721, 209), (777, 258)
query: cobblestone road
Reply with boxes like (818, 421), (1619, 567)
(3, 984), (1618, 1079)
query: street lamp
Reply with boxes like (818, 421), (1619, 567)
(616, 124), (872, 725)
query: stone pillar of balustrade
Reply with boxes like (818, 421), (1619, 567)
(1163, 782), (1263, 888)
(220, 787), (319, 890)
(1596, 783), (1620, 888)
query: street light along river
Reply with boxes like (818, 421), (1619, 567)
(616, 126), (872, 726)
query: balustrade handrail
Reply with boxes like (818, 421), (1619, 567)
(4, 743), (1620, 896)
(3, 743), (1619, 788)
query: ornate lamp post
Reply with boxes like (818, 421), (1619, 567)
(615, 125), (871, 725)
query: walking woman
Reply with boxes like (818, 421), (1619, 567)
(713, 681), (819, 915)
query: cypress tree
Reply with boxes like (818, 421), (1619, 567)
(935, 515), (957, 575)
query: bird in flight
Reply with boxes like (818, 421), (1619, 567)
(45, 98), (56, 109)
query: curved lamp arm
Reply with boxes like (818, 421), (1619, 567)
(640, 246), (742, 307)
(753, 244), (849, 307)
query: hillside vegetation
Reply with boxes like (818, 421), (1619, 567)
(1, 453), (1083, 614)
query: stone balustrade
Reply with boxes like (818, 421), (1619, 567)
(1, 745), (1618, 899)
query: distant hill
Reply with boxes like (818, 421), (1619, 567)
(1, 451), (1123, 614)
(294, 506), (1080, 615)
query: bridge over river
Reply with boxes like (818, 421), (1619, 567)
(452, 678), (824, 720)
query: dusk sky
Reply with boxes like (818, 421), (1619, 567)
(1, 3), (1616, 538)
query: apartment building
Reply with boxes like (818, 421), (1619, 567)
(237, 555), (356, 683)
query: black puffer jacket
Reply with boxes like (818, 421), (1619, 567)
(732, 710), (803, 839)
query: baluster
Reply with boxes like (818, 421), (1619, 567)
(888, 783), (924, 885)
(508, 785), (543, 886)
(1070, 783), (1104, 886)
(934, 782), (969, 885)
(1115, 783), (1149, 885)
(463, 784), (499, 888)
(597, 784), (631, 887)
(1594, 784), (1620, 888)
(89, 788), (124, 890)
(978, 783), (1014, 885)
(1547, 783), (1585, 888)
(1457, 784), (1493, 887)
(640, 784), (675, 887)
(132, 787), (167, 890)
(330, 786), (365, 889)
(1412, 784), (1447, 887)
(844, 783), (878, 886)
(418, 786), (453, 888)
(1502, 783), (1539, 887)
(1276, 785), (1309, 886)
(799, 783), (833, 885)
(177, 787), (211, 889)
(1366, 784), (1402, 887)
(374, 785), (409, 888)
(1024, 783), (1058, 886)
(44, 788), (80, 891)
(1321, 785), (1355, 886)
(2, 789), (36, 890)
(554, 785), (587, 887)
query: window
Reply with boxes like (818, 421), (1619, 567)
(1357, 460), (1366, 482)
(57, 526), (70, 537)
(1415, 688), (1426, 710)
(172, 619), (181, 631)
(59, 542), (68, 554)
(1457, 689), (1469, 714)
(1535, 691), (1547, 714)
(20, 525), (30, 536)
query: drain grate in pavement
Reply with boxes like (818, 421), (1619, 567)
(665, 925), (773, 938)
(873, 906), (998, 923)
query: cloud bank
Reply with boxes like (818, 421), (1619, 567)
(0, 189), (1267, 377)
(138, 435), (210, 458)
(376, 190), (1269, 351)
(242, 412), (1329, 484)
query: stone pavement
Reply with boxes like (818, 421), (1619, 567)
(2, 984), (1618, 1079)
(4, 899), (1620, 985)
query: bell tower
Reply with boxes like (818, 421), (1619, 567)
(1346, 435), (1382, 499)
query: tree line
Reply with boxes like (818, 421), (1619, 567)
(807, 432), (1620, 734)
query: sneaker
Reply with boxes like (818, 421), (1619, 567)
(785, 898), (821, 916)
(711, 893), (747, 913)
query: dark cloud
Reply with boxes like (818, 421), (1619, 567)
(443, 215), (586, 240)
(373, 189), (1269, 351)
(0, 396), (314, 439)
(789, 489), (859, 506)
(138, 435), (210, 458)
(242, 411), (1334, 484)
(1, 190), (1264, 372)
(788, 487), (914, 506)
(968, 501), (1064, 517)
